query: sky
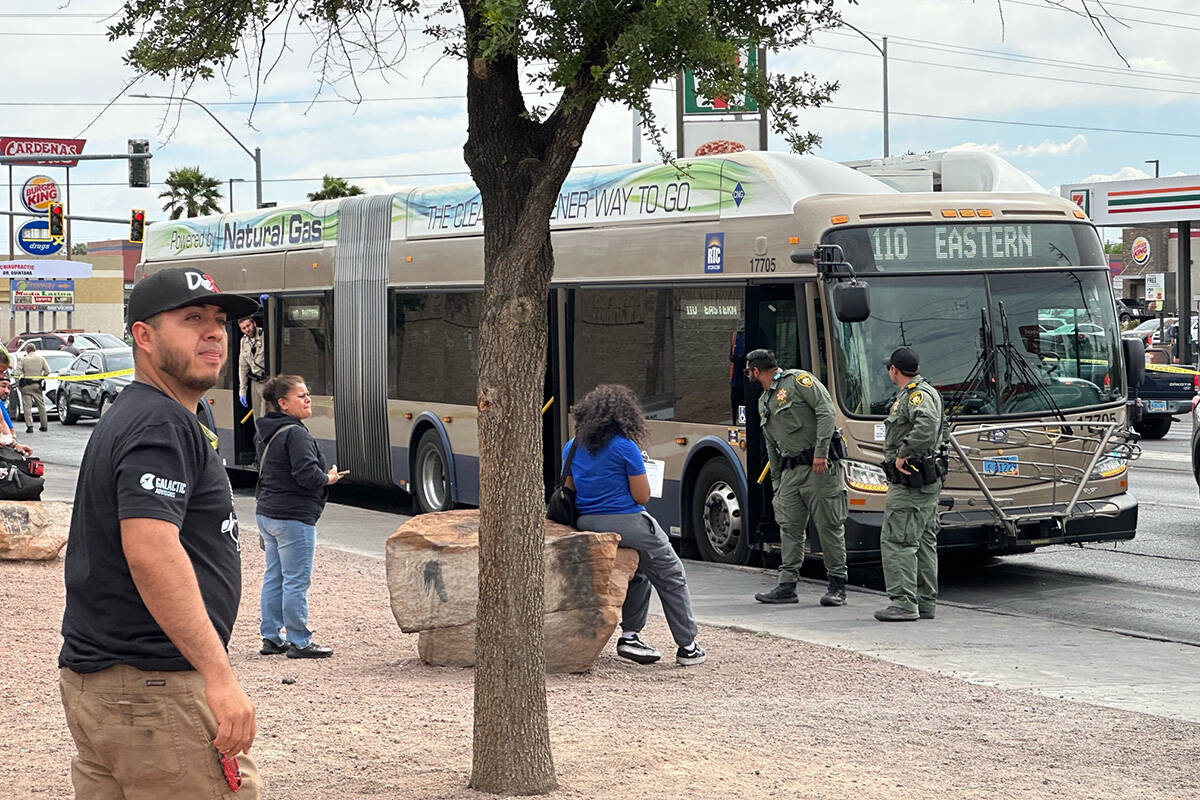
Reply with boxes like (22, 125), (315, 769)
(3, 0), (1199, 246)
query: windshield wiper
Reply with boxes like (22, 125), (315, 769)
(946, 308), (998, 426)
(996, 301), (1073, 434)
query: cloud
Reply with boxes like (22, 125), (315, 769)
(1075, 166), (1152, 183)
(948, 135), (1088, 159)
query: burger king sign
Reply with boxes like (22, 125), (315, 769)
(1131, 236), (1151, 268)
(20, 175), (60, 214)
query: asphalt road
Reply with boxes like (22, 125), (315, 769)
(35, 411), (1200, 647)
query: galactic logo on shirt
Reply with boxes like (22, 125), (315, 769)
(139, 472), (189, 499)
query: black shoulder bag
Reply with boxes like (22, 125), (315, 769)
(546, 439), (579, 527)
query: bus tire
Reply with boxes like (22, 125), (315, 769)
(413, 429), (453, 514)
(690, 458), (749, 565)
(1134, 417), (1171, 439)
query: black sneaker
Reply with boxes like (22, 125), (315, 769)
(754, 582), (799, 604)
(919, 608), (936, 620)
(287, 642), (333, 659)
(616, 634), (661, 664)
(260, 638), (288, 655)
(676, 643), (707, 666)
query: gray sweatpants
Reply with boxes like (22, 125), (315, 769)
(576, 511), (698, 647)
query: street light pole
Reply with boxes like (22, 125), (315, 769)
(840, 22), (890, 158)
(1146, 159), (1160, 178)
(130, 93), (265, 208)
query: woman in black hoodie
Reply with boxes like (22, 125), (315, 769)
(255, 374), (346, 659)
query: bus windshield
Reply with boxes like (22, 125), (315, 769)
(830, 270), (1125, 417)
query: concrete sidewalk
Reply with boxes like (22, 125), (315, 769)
(684, 561), (1200, 725)
(267, 494), (1200, 727)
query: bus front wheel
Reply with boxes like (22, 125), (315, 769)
(690, 459), (749, 565)
(413, 430), (452, 513)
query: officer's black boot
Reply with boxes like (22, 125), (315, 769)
(820, 576), (847, 607)
(754, 582), (799, 604)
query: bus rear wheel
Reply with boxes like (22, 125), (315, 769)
(691, 459), (749, 565)
(413, 429), (452, 513)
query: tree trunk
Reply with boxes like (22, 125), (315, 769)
(461, 9), (598, 793)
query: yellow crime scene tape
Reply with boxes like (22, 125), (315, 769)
(1146, 363), (1200, 375)
(21, 368), (135, 383)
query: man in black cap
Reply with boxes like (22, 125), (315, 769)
(875, 346), (947, 622)
(59, 267), (264, 798)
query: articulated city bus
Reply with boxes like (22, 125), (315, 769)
(137, 150), (1142, 564)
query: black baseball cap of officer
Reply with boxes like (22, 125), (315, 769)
(887, 346), (920, 375)
(126, 268), (260, 330)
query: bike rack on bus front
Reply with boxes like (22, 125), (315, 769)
(941, 420), (1141, 538)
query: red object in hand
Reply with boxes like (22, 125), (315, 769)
(219, 753), (242, 792)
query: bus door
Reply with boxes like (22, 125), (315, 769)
(743, 281), (810, 549)
(543, 288), (569, 498)
(231, 303), (269, 467)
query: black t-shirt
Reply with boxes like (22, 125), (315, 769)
(59, 381), (242, 673)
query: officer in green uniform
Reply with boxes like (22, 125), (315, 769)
(874, 347), (946, 622)
(746, 349), (849, 606)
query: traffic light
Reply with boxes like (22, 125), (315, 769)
(128, 139), (150, 188)
(129, 209), (146, 244)
(47, 202), (64, 239)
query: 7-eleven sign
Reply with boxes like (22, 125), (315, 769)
(1069, 188), (1091, 217)
(684, 48), (759, 114)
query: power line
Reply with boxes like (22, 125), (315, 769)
(821, 104), (1200, 140)
(807, 43), (1200, 98)
(1002, 0), (1200, 33)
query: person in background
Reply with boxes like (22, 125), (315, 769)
(239, 317), (267, 419)
(58, 267), (263, 797)
(60, 335), (81, 356)
(17, 342), (50, 433)
(0, 376), (35, 456)
(565, 384), (706, 667)
(255, 374), (346, 659)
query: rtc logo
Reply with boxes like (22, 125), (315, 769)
(185, 271), (222, 293)
(20, 176), (59, 213)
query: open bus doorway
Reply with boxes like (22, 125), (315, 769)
(231, 306), (268, 467)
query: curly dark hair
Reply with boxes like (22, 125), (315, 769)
(572, 384), (648, 454)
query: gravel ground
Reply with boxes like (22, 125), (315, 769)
(2, 536), (1198, 799)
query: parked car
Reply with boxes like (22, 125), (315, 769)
(1132, 363), (1199, 439)
(9, 349), (77, 421)
(56, 347), (134, 424)
(1115, 297), (1156, 324)
(1123, 317), (1176, 347)
(6, 331), (126, 352)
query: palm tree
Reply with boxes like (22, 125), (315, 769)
(307, 175), (365, 201)
(159, 166), (224, 219)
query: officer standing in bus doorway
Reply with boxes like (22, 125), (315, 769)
(747, 348), (849, 607)
(875, 346), (947, 622)
(238, 316), (267, 419)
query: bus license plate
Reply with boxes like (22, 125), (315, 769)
(982, 455), (1019, 476)
(1148, 400), (1168, 412)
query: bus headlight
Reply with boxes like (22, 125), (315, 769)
(844, 460), (889, 493)
(1090, 453), (1126, 480)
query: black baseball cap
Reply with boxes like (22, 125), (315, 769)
(887, 346), (919, 373)
(126, 267), (260, 329)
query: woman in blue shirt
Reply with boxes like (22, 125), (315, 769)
(564, 384), (705, 666)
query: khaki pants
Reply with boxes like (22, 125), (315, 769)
(59, 665), (261, 800)
(20, 382), (46, 430)
(249, 380), (265, 420)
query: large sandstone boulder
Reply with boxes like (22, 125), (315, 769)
(386, 510), (638, 673)
(0, 501), (71, 560)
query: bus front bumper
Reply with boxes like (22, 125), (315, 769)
(845, 491), (1138, 563)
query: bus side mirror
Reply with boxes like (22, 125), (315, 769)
(833, 281), (871, 323)
(1122, 337), (1145, 389)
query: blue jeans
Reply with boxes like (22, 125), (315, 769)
(257, 514), (317, 648)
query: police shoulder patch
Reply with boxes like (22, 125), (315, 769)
(797, 373), (813, 388)
(909, 392), (923, 406)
